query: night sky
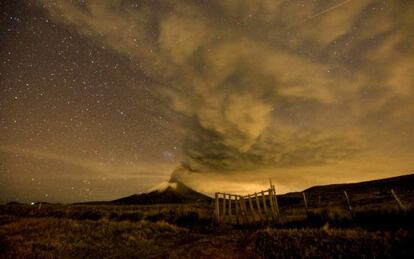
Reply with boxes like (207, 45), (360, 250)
(1, 0), (413, 203)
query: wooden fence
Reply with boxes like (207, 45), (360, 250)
(214, 181), (408, 225)
(214, 181), (280, 224)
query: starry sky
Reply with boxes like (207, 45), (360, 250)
(1, 0), (413, 203)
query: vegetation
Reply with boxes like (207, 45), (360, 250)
(1, 202), (413, 258)
(0, 217), (185, 258)
(251, 228), (413, 259)
(1, 175), (413, 258)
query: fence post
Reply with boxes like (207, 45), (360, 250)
(272, 184), (280, 223)
(268, 188), (276, 222)
(344, 191), (353, 219)
(391, 189), (406, 211)
(302, 192), (309, 216)
(269, 179), (275, 221)
(215, 193), (220, 223)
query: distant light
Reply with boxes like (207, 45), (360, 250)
(30, 202), (35, 205)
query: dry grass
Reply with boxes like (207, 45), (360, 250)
(0, 217), (186, 258)
(250, 228), (414, 259)
(1, 201), (413, 258)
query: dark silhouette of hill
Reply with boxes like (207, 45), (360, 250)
(303, 173), (414, 193)
(278, 173), (414, 208)
(6, 202), (25, 205)
(112, 179), (212, 205)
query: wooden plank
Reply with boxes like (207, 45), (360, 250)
(302, 192), (309, 215)
(222, 193), (226, 219)
(344, 191), (353, 219)
(228, 195), (232, 218)
(272, 185), (280, 222)
(269, 179), (278, 221)
(235, 195), (240, 224)
(215, 193), (220, 223)
(248, 195), (255, 222)
(391, 189), (406, 211)
(261, 190), (269, 222)
(255, 192), (263, 223)
(241, 196), (248, 223)
(239, 196), (245, 224)
(268, 188), (276, 221)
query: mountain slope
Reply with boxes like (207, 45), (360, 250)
(278, 173), (414, 208)
(112, 180), (212, 205)
(303, 174), (414, 193)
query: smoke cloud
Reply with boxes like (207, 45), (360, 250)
(40, 0), (414, 175)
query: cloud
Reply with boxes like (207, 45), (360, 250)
(0, 145), (170, 178)
(39, 0), (414, 175)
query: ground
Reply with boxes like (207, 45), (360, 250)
(1, 201), (413, 258)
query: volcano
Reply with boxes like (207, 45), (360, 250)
(112, 178), (212, 205)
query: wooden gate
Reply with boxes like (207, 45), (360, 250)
(214, 181), (280, 225)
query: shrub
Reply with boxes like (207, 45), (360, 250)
(116, 212), (144, 222)
(175, 211), (199, 227)
(68, 210), (104, 221)
(146, 210), (172, 223)
(108, 212), (119, 221)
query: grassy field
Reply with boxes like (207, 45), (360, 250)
(1, 200), (413, 258)
(1, 175), (413, 258)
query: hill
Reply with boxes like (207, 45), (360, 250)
(303, 173), (414, 193)
(278, 173), (414, 208)
(112, 179), (212, 205)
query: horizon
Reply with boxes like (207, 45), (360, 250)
(3, 172), (413, 204)
(1, 1), (414, 204)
